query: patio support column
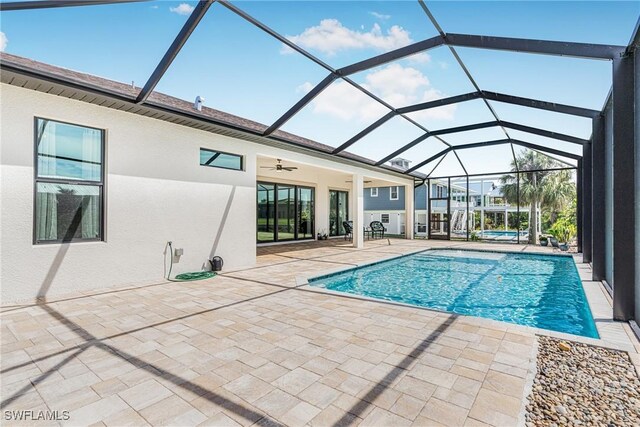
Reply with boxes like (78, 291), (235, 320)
(582, 141), (593, 263)
(405, 183), (414, 239)
(635, 42), (640, 322)
(592, 115), (605, 281)
(577, 159), (583, 253)
(611, 55), (636, 321)
(352, 174), (365, 249)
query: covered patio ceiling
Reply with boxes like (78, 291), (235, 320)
(2, 0), (638, 179)
(257, 155), (403, 189)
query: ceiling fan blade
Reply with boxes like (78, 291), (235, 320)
(260, 166), (276, 169)
(283, 167), (298, 171)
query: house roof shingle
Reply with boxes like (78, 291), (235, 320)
(0, 52), (420, 178)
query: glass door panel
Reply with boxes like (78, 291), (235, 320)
(257, 183), (275, 243)
(329, 191), (337, 236)
(277, 185), (296, 241)
(337, 191), (348, 236)
(329, 190), (349, 236)
(298, 187), (314, 239)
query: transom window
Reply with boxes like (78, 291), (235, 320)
(34, 118), (104, 244)
(390, 186), (399, 200)
(370, 188), (378, 197)
(200, 148), (243, 171)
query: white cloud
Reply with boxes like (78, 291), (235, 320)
(369, 11), (391, 20)
(0, 32), (7, 52)
(296, 82), (314, 94)
(308, 80), (388, 121)
(169, 3), (194, 15)
(150, 5), (158, 9)
(282, 19), (413, 55)
(407, 52), (431, 64)
(415, 89), (457, 120)
(299, 63), (456, 122)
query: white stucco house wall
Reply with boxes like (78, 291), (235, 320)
(0, 53), (417, 303)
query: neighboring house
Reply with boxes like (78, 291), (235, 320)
(365, 159), (537, 239)
(364, 185), (407, 235)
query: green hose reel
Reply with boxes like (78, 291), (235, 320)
(173, 271), (216, 281)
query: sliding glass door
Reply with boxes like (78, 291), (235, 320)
(298, 187), (314, 239)
(329, 190), (349, 236)
(277, 185), (296, 241)
(257, 182), (314, 243)
(257, 183), (275, 243)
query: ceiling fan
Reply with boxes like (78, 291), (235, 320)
(260, 159), (298, 172)
(345, 179), (372, 183)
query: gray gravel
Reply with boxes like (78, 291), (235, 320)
(526, 336), (640, 426)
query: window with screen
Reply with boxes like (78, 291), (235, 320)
(34, 118), (104, 243)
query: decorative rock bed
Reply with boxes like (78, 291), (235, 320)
(526, 336), (640, 426)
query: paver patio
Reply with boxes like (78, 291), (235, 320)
(2, 239), (638, 426)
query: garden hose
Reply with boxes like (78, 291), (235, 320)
(174, 271), (216, 281)
(165, 241), (173, 280)
(164, 241), (216, 282)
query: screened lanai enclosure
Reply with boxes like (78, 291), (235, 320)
(1, 1), (638, 320)
(418, 169), (576, 245)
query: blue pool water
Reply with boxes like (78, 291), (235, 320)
(480, 230), (526, 236)
(309, 249), (598, 338)
(480, 231), (527, 237)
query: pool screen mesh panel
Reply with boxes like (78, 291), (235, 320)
(2, 1), (638, 322)
(2, 0), (634, 181)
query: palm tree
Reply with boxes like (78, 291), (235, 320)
(500, 151), (574, 244)
(542, 169), (576, 225)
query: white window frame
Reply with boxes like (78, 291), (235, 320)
(370, 188), (378, 197)
(390, 186), (399, 200)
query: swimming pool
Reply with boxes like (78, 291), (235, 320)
(480, 230), (527, 237)
(309, 249), (598, 338)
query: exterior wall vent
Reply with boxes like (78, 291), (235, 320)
(194, 96), (205, 111)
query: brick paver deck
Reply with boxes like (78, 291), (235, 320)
(1, 239), (637, 426)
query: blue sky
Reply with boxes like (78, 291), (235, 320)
(2, 1), (638, 176)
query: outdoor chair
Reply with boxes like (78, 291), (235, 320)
(343, 221), (353, 241)
(370, 221), (386, 239)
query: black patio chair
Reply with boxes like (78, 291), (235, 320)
(370, 221), (386, 239)
(343, 221), (353, 241)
